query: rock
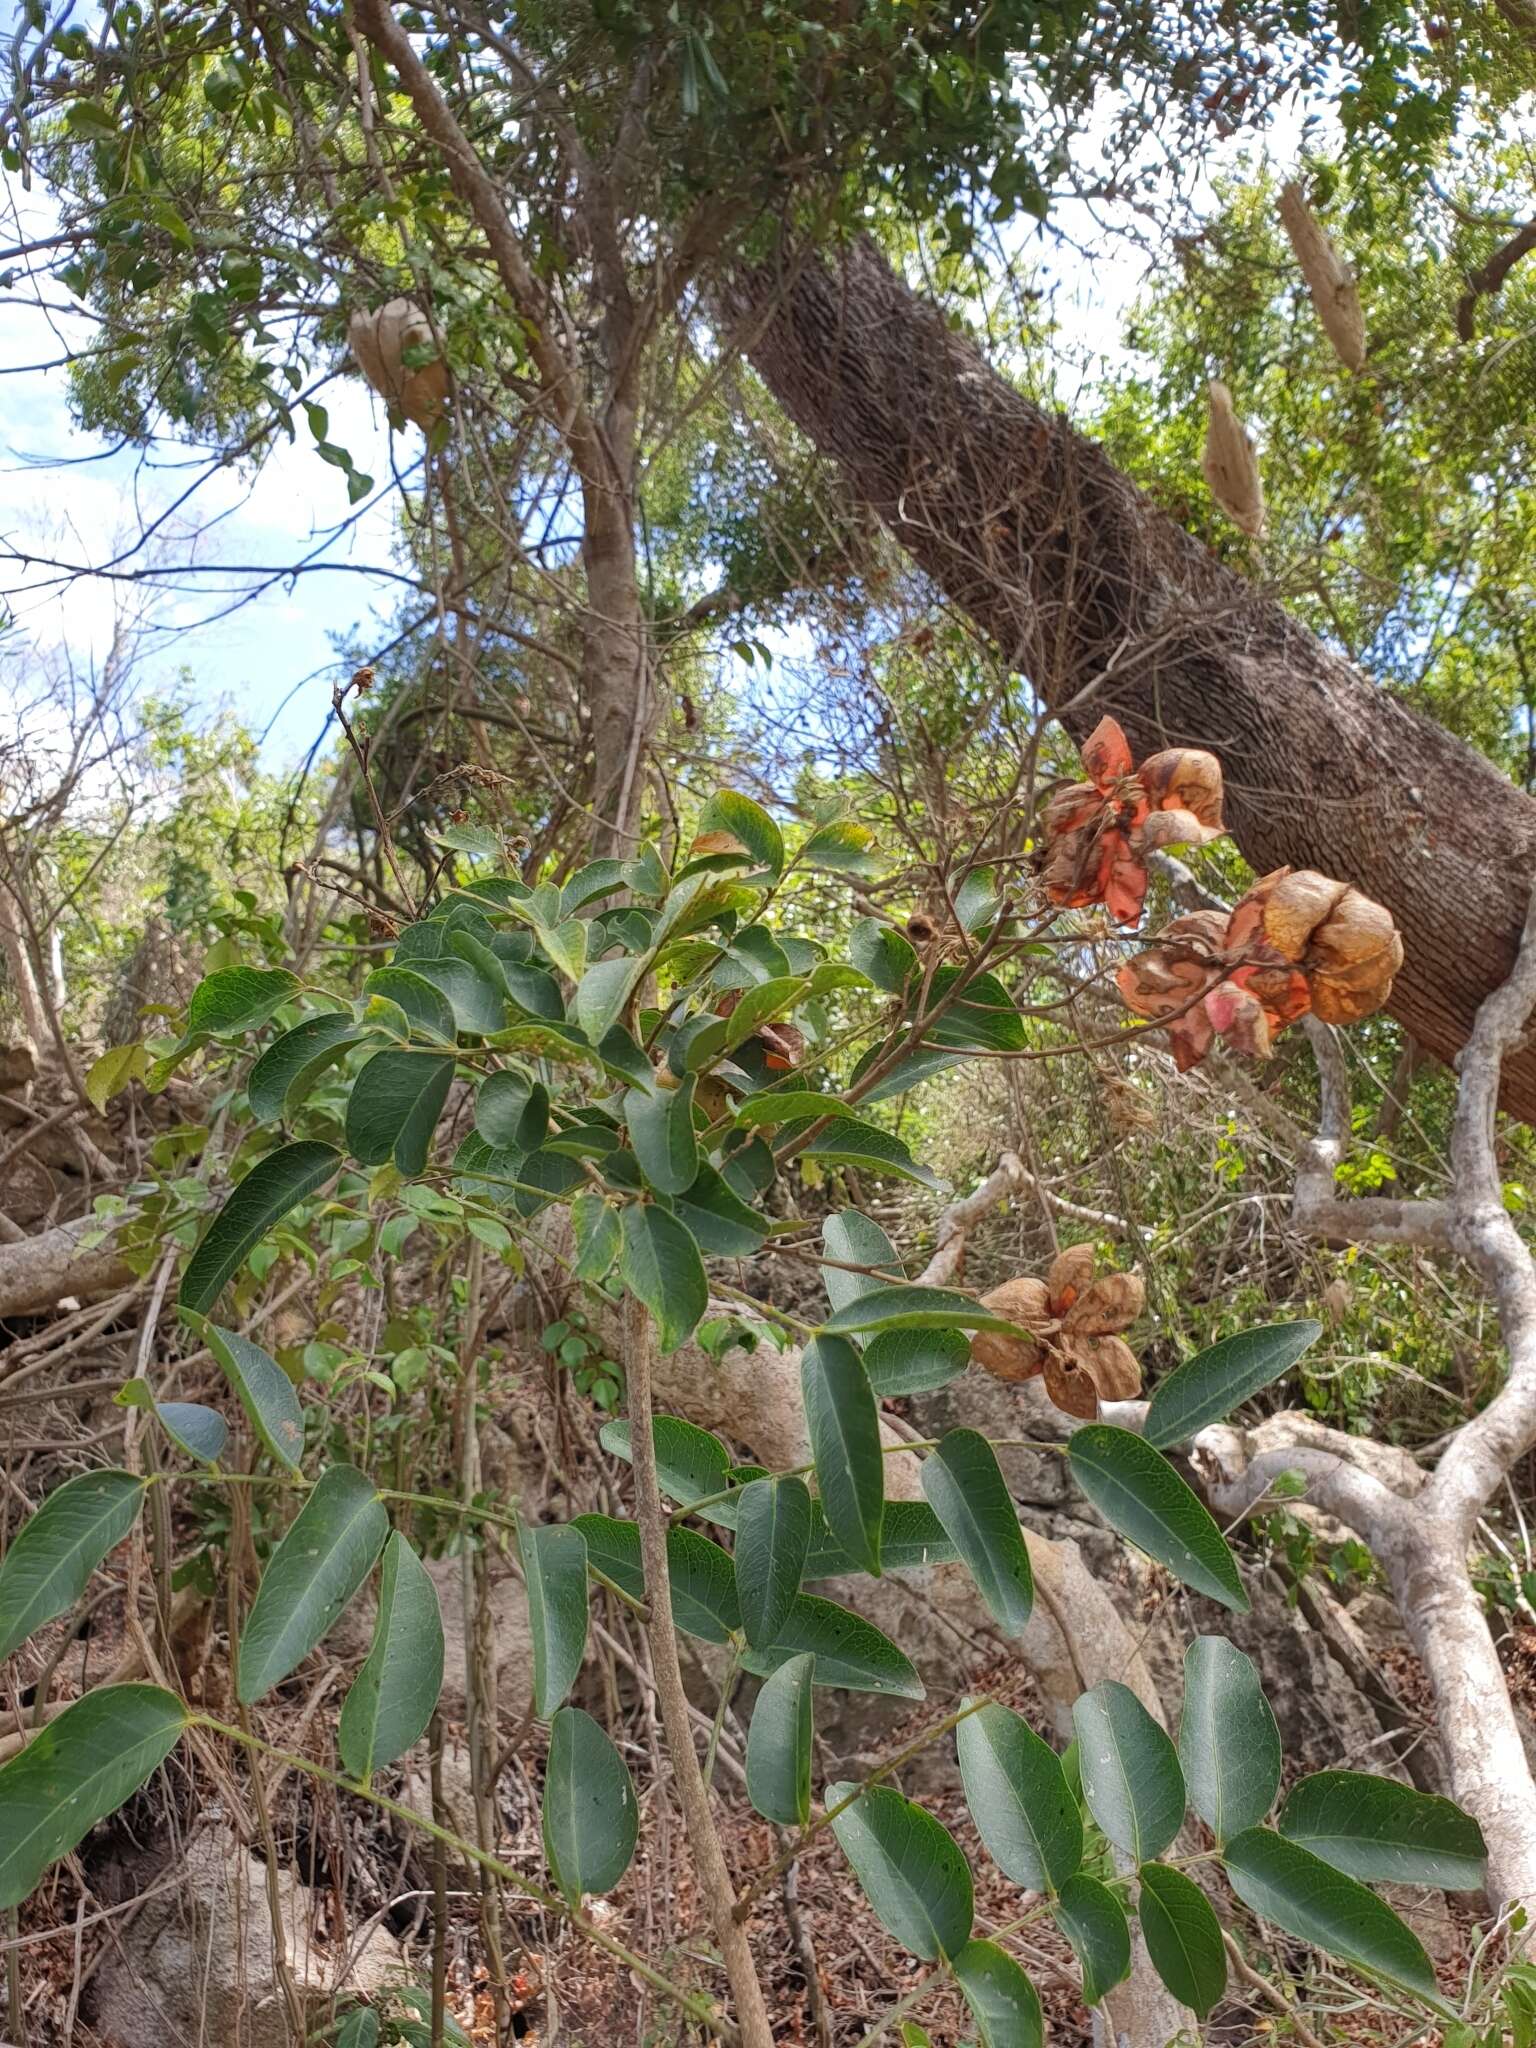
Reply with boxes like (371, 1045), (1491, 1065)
(90, 1826), (404, 2048)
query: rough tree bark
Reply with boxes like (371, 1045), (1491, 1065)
(730, 238), (1536, 1121)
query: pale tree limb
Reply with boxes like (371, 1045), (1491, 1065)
(1196, 884), (1536, 1916)
(0, 1216), (130, 1320)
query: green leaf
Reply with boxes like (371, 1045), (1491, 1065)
(1178, 1636), (1281, 1842)
(720, 975), (809, 1048)
(921, 1430), (1033, 1636)
(1144, 1322), (1324, 1448)
(953, 1939), (1044, 2048)
(800, 818), (882, 877)
(821, 1208), (903, 1316)
(954, 868), (1000, 934)
(1052, 1875), (1132, 2004)
(1137, 1862), (1227, 2018)
(735, 1091), (857, 1128)
(735, 1476), (812, 1648)
(533, 916), (589, 983)
(337, 1532), (444, 1779)
(153, 1401), (229, 1465)
(854, 1047), (963, 1106)
(345, 1050), (455, 1174)
(187, 966), (298, 1038)
(85, 1042), (147, 1114)
(237, 1465), (388, 1703)
(746, 1650), (815, 1826)
(0, 1685), (186, 1909)
(571, 1514), (740, 1642)
(618, 1204), (708, 1354)
(957, 1700), (1082, 1894)
(802, 1335), (884, 1577)
(675, 1160), (767, 1256)
(624, 1078), (699, 1194)
(920, 968), (1027, 1052)
(522, 1523), (591, 1717)
(801, 1500), (960, 1577)
(0, 1471), (148, 1663)
(1276, 1771), (1487, 1889)
(571, 1193), (622, 1281)
(332, 2008), (381, 2048)
(1073, 1681), (1186, 1862)
(694, 790), (784, 875)
(738, 1594), (924, 1697)
(248, 1014), (361, 1121)
(411, 953), (507, 1036)
(362, 968), (456, 1043)
(562, 859), (626, 913)
(575, 955), (645, 1045)
(179, 1142), (340, 1313)
(475, 1069), (540, 1148)
(599, 1415), (731, 1515)
(206, 1325), (305, 1472)
(823, 1285), (1022, 1336)
(1222, 1826), (1445, 2009)
(864, 1328), (970, 1396)
(804, 1119), (940, 1190)
(827, 1783), (973, 1960)
(1068, 1426), (1248, 1612)
(543, 1705), (639, 1907)
(849, 918), (919, 993)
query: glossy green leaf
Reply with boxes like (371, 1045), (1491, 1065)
(1073, 1681), (1186, 1862)
(623, 1077), (699, 1194)
(863, 1327), (971, 1397)
(954, 868), (1000, 933)
(474, 1068), (536, 1148)
(153, 1401), (229, 1465)
(247, 1013), (360, 1121)
(1178, 1636), (1281, 1842)
(827, 1782), (973, 1960)
(735, 1091), (857, 1128)
(0, 1685), (186, 1909)
(619, 1203), (707, 1353)
(0, 1470), (147, 1663)
(920, 967), (1027, 1051)
(361, 968), (455, 1043)
(599, 1415), (732, 1516)
(332, 2007), (381, 2048)
(738, 1594), (924, 1697)
(575, 955), (645, 1045)
(1222, 1826), (1444, 2008)
(345, 1050), (455, 1173)
(804, 1117), (940, 1189)
(411, 952), (506, 1035)
(822, 1285), (1026, 1336)
(571, 1514), (740, 1642)
(695, 789), (784, 875)
(206, 1325), (305, 1472)
(1069, 1426), (1247, 1612)
(848, 917), (919, 993)
(957, 1700), (1082, 1894)
(179, 1142), (340, 1313)
(675, 1160), (767, 1256)
(1144, 1322), (1324, 1448)
(522, 1522), (591, 1717)
(188, 965), (298, 1038)
(746, 1650), (814, 1826)
(1277, 1771), (1487, 1889)
(854, 1047), (963, 1106)
(735, 1476), (812, 1648)
(237, 1465), (388, 1703)
(338, 1532), (444, 1779)
(801, 1499), (960, 1578)
(953, 1939), (1044, 2048)
(1137, 1862), (1226, 2017)
(542, 1705), (638, 1907)
(800, 818), (882, 876)
(921, 1430), (1033, 1636)
(1052, 1875), (1132, 2004)
(571, 1193), (622, 1281)
(820, 1207), (903, 1315)
(802, 1335), (884, 1577)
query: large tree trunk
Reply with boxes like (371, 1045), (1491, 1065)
(732, 240), (1536, 1121)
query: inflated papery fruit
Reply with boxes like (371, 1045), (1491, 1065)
(971, 1246), (1145, 1420)
(1116, 867), (1402, 1071)
(1278, 182), (1366, 372)
(1043, 716), (1226, 926)
(348, 299), (450, 430)
(1202, 380), (1265, 537)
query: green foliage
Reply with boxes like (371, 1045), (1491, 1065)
(338, 1533), (444, 1781)
(0, 1471), (148, 1663)
(542, 1706), (639, 1908)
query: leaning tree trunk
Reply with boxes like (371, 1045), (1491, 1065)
(731, 239), (1536, 1122)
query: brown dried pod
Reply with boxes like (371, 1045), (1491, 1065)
(348, 298), (450, 431)
(1063, 1269), (1146, 1338)
(1278, 182), (1367, 372)
(1202, 379), (1266, 537)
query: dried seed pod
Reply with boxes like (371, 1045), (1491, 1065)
(972, 1275), (1052, 1382)
(1202, 380), (1266, 537)
(1063, 1269), (1145, 1338)
(1076, 1333), (1143, 1400)
(1278, 182), (1367, 372)
(1046, 1244), (1096, 1311)
(1043, 1349), (1100, 1419)
(1136, 746), (1225, 838)
(348, 297), (450, 430)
